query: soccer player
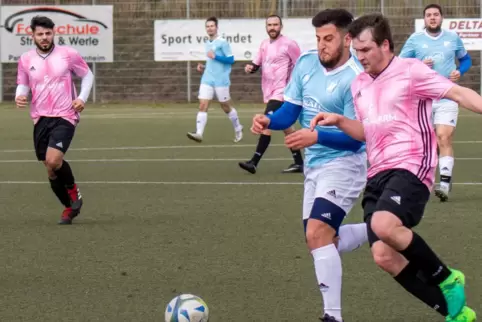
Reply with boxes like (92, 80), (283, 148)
(311, 13), (478, 321)
(187, 16), (243, 143)
(238, 14), (304, 174)
(251, 9), (369, 322)
(399, 3), (472, 202)
(15, 16), (93, 225)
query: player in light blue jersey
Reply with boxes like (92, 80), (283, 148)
(399, 4), (472, 202)
(251, 9), (368, 322)
(187, 17), (244, 143)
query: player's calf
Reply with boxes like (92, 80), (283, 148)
(304, 198), (346, 322)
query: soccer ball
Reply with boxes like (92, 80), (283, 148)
(165, 294), (209, 322)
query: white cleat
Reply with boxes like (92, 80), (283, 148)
(187, 132), (203, 143)
(434, 183), (450, 202)
(234, 127), (243, 143)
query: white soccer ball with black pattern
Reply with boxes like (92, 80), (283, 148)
(165, 294), (209, 322)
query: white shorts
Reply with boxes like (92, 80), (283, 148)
(302, 152), (367, 222)
(198, 84), (231, 102)
(432, 100), (458, 127)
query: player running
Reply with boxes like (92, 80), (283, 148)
(251, 9), (368, 322)
(187, 16), (243, 143)
(311, 13), (478, 321)
(15, 16), (93, 225)
(238, 14), (304, 174)
(399, 3), (472, 202)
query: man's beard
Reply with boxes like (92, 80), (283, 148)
(35, 40), (53, 53)
(426, 25), (442, 33)
(268, 30), (280, 39)
(319, 46), (343, 69)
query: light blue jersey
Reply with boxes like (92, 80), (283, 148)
(400, 30), (467, 78)
(284, 50), (365, 168)
(201, 37), (233, 87)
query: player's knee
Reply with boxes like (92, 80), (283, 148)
(370, 210), (400, 242)
(283, 127), (295, 135)
(44, 155), (62, 171)
(436, 128), (454, 148)
(371, 241), (407, 275)
(219, 102), (231, 113)
(199, 100), (209, 112)
(305, 198), (345, 249)
(305, 219), (336, 250)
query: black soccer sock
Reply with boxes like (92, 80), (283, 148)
(49, 177), (71, 208)
(251, 134), (271, 165)
(400, 232), (451, 285)
(54, 160), (75, 189)
(394, 261), (448, 316)
(290, 148), (303, 165)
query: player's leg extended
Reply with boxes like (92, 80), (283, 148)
(433, 101), (458, 202)
(187, 84), (212, 142)
(239, 100), (280, 174)
(281, 126), (303, 173)
(34, 118), (72, 212)
(304, 155), (367, 322)
(45, 119), (82, 225)
(369, 171), (466, 318)
(217, 87), (243, 143)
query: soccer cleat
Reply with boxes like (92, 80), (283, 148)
(58, 207), (76, 225)
(234, 127), (243, 143)
(439, 269), (466, 318)
(319, 314), (343, 322)
(238, 160), (257, 174)
(282, 163), (303, 173)
(445, 306), (476, 322)
(66, 184), (83, 221)
(187, 132), (203, 143)
(435, 183), (450, 202)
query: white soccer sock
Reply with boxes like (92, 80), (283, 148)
(196, 111), (208, 135)
(227, 107), (242, 131)
(312, 244), (343, 321)
(337, 223), (368, 254)
(439, 156), (454, 177)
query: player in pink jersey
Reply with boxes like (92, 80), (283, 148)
(310, 14), (479, 321)
(238, 15), (304, 174)
(15, 16), (94, 225)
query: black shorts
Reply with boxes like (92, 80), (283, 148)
(263, 100), (284, 115)
(362, 169), (430, 245)
(33, 117), (76, 161)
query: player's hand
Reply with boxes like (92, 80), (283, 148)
(309, 112), (342, 130)
(72, 98), (85, 112)
(207, 50), (215, 59)
(449, 70), (461, 82)
(15, 95), (28, 108)
(245, 64), (254, 73)
(422, 58), (434, 68)
(251, 114), (271, 134)
(197, 63), (205, 73)
(285, 128), (318, 150)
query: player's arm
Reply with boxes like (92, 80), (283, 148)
(70, 49), (94, 103)
(410, 60), (482, 114)
(266, 59), (304, 129)
(15, 56), (30, 107)
(214, 41), (235, 65)
(315, 88), (365, 151)
(455, 35), (472, 76)
(398, 36), (416, 58)
(246, 43), (263, 73)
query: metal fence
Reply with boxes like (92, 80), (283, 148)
(0, 0), (481, 103)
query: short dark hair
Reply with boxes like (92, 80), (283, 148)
(30, 16), (55, 32)
(312, 9), (354, 30)
(423, 4), (443, 16)
(267, 14), (282, 25)
(348, 13), (394, 52)
(206, 16), (218, 27)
